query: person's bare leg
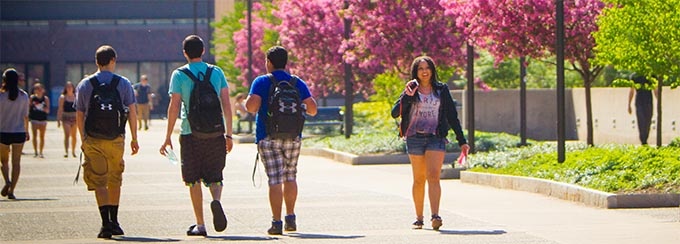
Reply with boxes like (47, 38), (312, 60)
(31, 124), (38, 156)
(0, 144), (10, 186)
(70, 125), (78, 156)
(38, 125), (46, 156)
(283, 181), (297, 215)
(424, 150), (445, 216)
(409, 155), (427, 221)
(189, 183), (204, 225)
(63, 124), (70, 155)
(8, 144), (24, 195)
(269, 183), (283, 221)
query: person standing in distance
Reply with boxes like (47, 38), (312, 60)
(391, 56), (469, 230)
(627, 73), (657, 145)
(160, 35), (233, 237)
(75, 45), (139, 239)
(245, 46), (318, 235)
(0, 68), (30, 200)
(134, 74), (153, 131)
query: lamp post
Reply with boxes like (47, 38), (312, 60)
(247, 0), (253, 84)
(556, 0), (566, 162)
(466, 43), (475, 153)
(343, 0), (353, 138)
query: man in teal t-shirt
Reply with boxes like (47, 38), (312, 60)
(160, 35), (233, 236)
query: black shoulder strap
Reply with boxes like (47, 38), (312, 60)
(179, 66), (214, 83)
(178, 67), (200, 83)
(88, 76), (100, 88)
(110, 74), (121, 88)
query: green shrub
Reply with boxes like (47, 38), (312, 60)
(669, 137), (680, 148)
(469, 143), (680, 194)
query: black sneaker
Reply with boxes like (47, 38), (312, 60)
(267, 220), (283, 235)
(111, 222), (125, 236)
(210, 200), (227, 232)
(284, 214), (296, 231)
(97, 225), (113, 239)
(186, 224), (207, 236)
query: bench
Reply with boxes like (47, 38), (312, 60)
(305, 106), (344, 134)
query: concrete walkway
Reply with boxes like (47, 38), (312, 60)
(1, 120), (678, 243)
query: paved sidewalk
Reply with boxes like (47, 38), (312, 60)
(1, 120), (678, 244)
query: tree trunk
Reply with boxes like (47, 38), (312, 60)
(585, 79), (594, 146)
(656, 78), (663, 147)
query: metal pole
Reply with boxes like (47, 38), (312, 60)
(247, 0), (253, 83)
(656, 80), (662, 147)
(556, 0), (566, 162)
(520, 56), (527, 146)
(343, 0), (353, 138)
(193, 0), (197, 34)
(466, 43), (475, 153)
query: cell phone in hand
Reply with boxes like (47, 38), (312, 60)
(408, 81), (419, 90)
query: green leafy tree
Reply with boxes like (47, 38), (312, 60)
(212, 1), (247, 93)
(594, 0), (680, 146)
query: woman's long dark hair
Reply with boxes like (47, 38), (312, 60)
(62, 81), (75, 95)
(409, 56), (439, 83)
(2, 68), (20, 101)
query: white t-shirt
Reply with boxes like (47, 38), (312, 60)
(0, 90), (29, 133)
(406, 92), (440, 136)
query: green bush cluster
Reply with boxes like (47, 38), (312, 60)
(469, 143), (680, 194)
(303, 101), (528, 156)
(669, 137), (680, 147)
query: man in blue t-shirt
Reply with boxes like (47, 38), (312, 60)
(245, 46), (317, 235)
(133, 75), (153, 130)
(160, 35), (233, 237)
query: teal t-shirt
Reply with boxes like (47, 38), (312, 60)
(169, 62), (228, 135)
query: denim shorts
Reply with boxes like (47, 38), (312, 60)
(406, 134), (447, 155)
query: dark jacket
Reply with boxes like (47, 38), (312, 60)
(391, 81), (467, 146)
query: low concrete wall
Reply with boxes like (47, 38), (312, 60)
(453, 87), (680, 144)
(461, 171), (680, 208)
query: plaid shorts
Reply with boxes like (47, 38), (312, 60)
(257, 137), (301, 185)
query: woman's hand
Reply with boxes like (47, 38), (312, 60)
(404, 79), (419, 96)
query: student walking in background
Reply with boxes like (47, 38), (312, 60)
(29, 82), (49, 158)
(160, 35), (233, 237)
(0, 68), (30, 200)
(75, 45), (139, 239)
(627, 74), (656, 145)
(391, 56), (469, 230)
(134, 74), (153, 131)
(57, 81), (78, 158)
(245, 46), (318, 235)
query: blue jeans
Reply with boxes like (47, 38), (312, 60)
(406, 134), (446, 155)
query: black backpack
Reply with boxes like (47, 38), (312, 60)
(85, 75), (127, 140)
(266, 73), (305, 139)
(178, 65), (225, 138)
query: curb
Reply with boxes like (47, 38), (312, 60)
(461, 171), (680, 209)
(300, 147), (460, 166)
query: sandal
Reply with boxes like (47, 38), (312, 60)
(431, 214), (443, 230)
(1, 182), (10, 197)
(186, 224), (207, 236)
(412, 219), (424, 229)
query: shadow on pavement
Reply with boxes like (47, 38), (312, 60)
(207, 235), (278, 241)
(438, 229), (507, 235)
(286, 233), (365, 239)
(112, 236), (181, 242)
(0, 198), (58, 202)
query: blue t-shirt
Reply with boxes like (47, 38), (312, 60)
(134, 83), (151, 104)
(75, 71), (136, 116)
(249, 70), (312, 143)
(169, 62), (228, 135)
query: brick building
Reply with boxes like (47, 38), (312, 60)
(1, 0), (224, 116)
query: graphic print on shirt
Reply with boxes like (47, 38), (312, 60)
(407, 92), (440, 136)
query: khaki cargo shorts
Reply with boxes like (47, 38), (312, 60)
(82, 136), (125, 191)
